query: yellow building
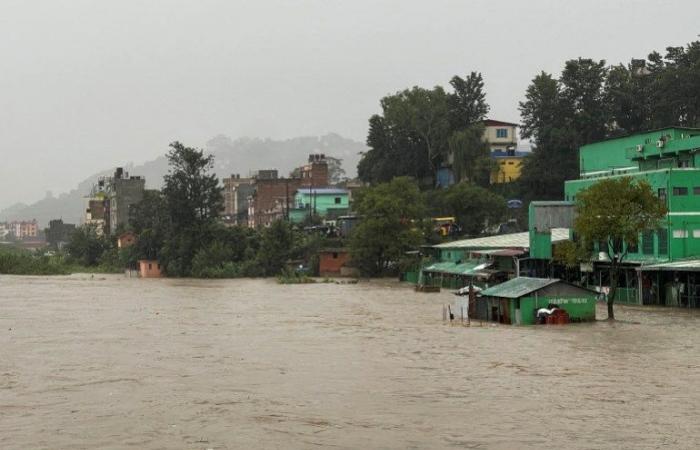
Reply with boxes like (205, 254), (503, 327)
(491, 153), (525, 184)
(483, 119), (526, 184)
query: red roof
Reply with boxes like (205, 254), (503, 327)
(482, 119), (519, 127)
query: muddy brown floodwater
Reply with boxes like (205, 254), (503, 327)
(2, 275), (700, 449)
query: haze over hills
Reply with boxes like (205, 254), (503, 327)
(0, 134), (366, 227)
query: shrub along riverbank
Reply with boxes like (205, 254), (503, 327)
(0, 246), (122, 276)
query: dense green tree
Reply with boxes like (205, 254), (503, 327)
(570, 177), (666, 320)
(518, 60), (608, 200)
(160, 141), (224, 276)
(429, 182), (507, 236)
(349, 177), (425, 275)
(448, 71), (489, 131)
(256, 220), (296, 276)
(448, 123), (495, 186)
(66, 224), (108, 266)
(129, 190), (168, 261)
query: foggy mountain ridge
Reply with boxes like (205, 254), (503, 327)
(0, 134), (366, 227)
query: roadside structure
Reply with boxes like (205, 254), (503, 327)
(418, 229), (570, 289)
(318, 248), (351, 277)
(139, 259), (163, 278)
(475, 277), (596, 325)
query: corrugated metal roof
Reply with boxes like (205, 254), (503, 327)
(434, 228), (569, 250)
(423, 260), (491, 276)
(640, 259), (700, 272)
(479, 277), (559, 299)
(296, 188), (349, 195)
(471, 248), (526, 257)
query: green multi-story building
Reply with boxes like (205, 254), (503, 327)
(562, 127), (700, 307)
(288, 188), (350, 223)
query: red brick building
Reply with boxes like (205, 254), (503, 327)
(319, 248), (350, 276)
(246, 155), (331, 228)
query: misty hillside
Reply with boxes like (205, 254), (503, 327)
(0, 134), (366, 227)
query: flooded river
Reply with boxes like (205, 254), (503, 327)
(2, 274), (700, 449)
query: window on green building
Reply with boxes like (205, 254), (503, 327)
(627, 239), (638, 254)
(642, 230), (654, 255)
(673, 187), (688, 196)
(658, 188), (667, 201)
(658, 228), (668, 254)
(334, 197), (341, 204)
(694, 187), (700, 195)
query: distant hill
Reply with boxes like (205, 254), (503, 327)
(0, 134), (366, 227)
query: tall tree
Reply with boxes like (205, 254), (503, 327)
(448, 71), (490, 130)
(160, 142), (223, 276)
(358, 85), (458, 185)
(572, 177), (666, 320)
(448, 123), (494, 187)
(349, 177), (425, 275)
(429, 182), (507, 236)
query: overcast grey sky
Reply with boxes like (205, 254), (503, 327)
(1, 0), (698, 209)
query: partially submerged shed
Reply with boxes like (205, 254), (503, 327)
(475, 277), (596, 325)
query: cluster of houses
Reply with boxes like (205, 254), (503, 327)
(222, 153), (358, 228)
(411, 126), (700, 325)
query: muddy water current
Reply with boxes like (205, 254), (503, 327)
(2, 274), (700, 449)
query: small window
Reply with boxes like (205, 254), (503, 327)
(334, 197), (341, 204)
(332, 252), (338, 259)
(658, 228), (668, 254)
(694, 187), (700, 195)
(496, 128), (508, 138)
(507, 161), (515, 165)
(658, 188), (667, 201)
(673, 229), (689, 238)
(627, 240), (638, 253)
(642, 231), (654, 255)
(693, 230), (700, 238)
(148, 263), (153, 269)
(673, 187), (688, 196)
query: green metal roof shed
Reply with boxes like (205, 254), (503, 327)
(475, 277), (597, 325)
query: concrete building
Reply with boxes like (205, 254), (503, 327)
(247, 155), (331, 227)
(10, 220), (38, 239)
(440, 119), (526, 186)
(247, 170), (302, 227)
(222, 174), (255, 226)
(85, 196), (109, 234)
(139, 260), (163, 278)
(299, 154), (329, 188)
(86, 168), (145, 235)
(555, 127), (700, 307)
(45, 219), (76, 249)
(288, 187), (349, 223)
(108, 168), (145, 235)
(318, 248), (351, 277)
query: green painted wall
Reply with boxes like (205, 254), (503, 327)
(516, 295), (597, 325)
(289, 191), (349, 223)
(579, 127), (700, 175)
(566, 169), (700, 262)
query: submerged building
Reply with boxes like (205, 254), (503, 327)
(561, 127), (700, 307)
